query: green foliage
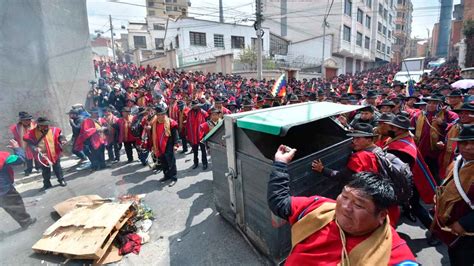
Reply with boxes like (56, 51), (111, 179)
(464, 20), (474, 67)
(463, 20), (474, 37)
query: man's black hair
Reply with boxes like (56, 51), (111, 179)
(346, 172), (397, 214)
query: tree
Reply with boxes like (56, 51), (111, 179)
(463, 20), (474, 67)
(238, 46), (257, 70)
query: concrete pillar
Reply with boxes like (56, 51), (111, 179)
(0, 0), (94, 142)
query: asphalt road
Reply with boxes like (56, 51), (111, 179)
(0, 150), (448, 265)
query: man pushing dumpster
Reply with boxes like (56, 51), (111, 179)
(267, 145), (417, 265)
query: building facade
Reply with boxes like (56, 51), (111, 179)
(262, 0), (397, 76)
(127, 17), (270, 68)
(392, 0), (413, 63)
(146, 0), (190, 18)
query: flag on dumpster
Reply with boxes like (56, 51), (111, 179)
(347, 79), (354, 94)
(271, 74), (287, 97)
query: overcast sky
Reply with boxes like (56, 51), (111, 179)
(86, 0), (460, 40)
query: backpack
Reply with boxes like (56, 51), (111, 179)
(372, 147), (414, 205)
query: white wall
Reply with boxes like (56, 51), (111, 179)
(288, 35), (333, 63)
(152, 18), (270, 67)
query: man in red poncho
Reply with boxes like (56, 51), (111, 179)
(117, 107), (138, 163)
(269, 147), (416, 265)
(186, 100), (208, 170)
(10, 111), (37, 176)
(150, 106), (179, 187)
(23, 117), (67, 190)
(74, 109), (106, 171)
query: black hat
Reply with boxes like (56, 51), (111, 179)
(414, 100), (428, 106)
(446, 89), (463, 97)
(177, 100), (186, 108)
(366, 90), (378, 99)
(19, 111), (33, 120)
(37, 117), (51, 126)
(360, 105), (375, 113)
(422, 95), (443, 102)
(385, 115), (414, 130)
(339, 93), (350, 101)
(227, 100), (238, 107)
(289, 94), (299, 102)
(154, 105), (167, 114)
(209, 108), (222, 114)
(122, 107), (132, 113)
(392, 80), (405, 87)
(214, 96), (224, 104)
(242, 98), (255, 107)
(190, 100), (203, 108)
(377, 100), (396, 108)
(450, 124), (474, 141)
(378, 113), (395, 123)
(347, 123), (378, 137)
(452, 102), (474, 113)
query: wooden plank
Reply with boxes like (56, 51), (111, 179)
(93, 245), (122, 265)
(53, 195), (103, 217)
(32, 202), (133, 259)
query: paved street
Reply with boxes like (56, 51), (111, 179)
(0, 151), (448, 265)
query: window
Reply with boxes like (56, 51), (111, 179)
(383, 25), (387, 35)
(383, 9), (387, 20)
(133, 36), (147, 49)
(173, 0), (177, 2)
(388, 30), (391, 38)
(149, 10), (155, 16)
(356, 32), (363, 46)
(153, 23), (166, 30)
(344, 0), (352, 16)
(165, 0), (172, 2)
(214, 34), (224, 48)
(174, 6), (178, 11)
(396, 24), (401, 30)
(378, 22), (382, 33)
(343, 25), (351, 42)
(155, 38), (164, 49)
(366, 0), (372, 8)
(377, 40), (381, 51)
(382, 43), (386, 53)
(390, 0), (393, 7)
(365, 36), (370, 49)
(387, 46), (391, 54)
(166, 5), (172, 11)
(270, 34), (289, 55)
(251, 37), (264, 50)
(378, 4), (383, 15)
(175, 35), (179, 48)
(190, 31), (206, 46)
(231, 36), (245, 49)
(357, 9), (364, 24)
(389, 14), (392, 24)
(148, 1), (154, 7)
(365, 15), (371, 28)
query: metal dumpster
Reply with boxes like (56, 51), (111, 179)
(204, 102), (363, 264)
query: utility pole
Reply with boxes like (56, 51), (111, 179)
(109, 15), (116, 62)
(256, 0), (263, 80)
(426, 28), (430, 57)
(321, 18), (327, 77)
(219, 0), (224, 23)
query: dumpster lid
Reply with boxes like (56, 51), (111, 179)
(236, 102), (363, 136)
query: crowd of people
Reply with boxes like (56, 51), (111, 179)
(1, 58), (473, 265)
